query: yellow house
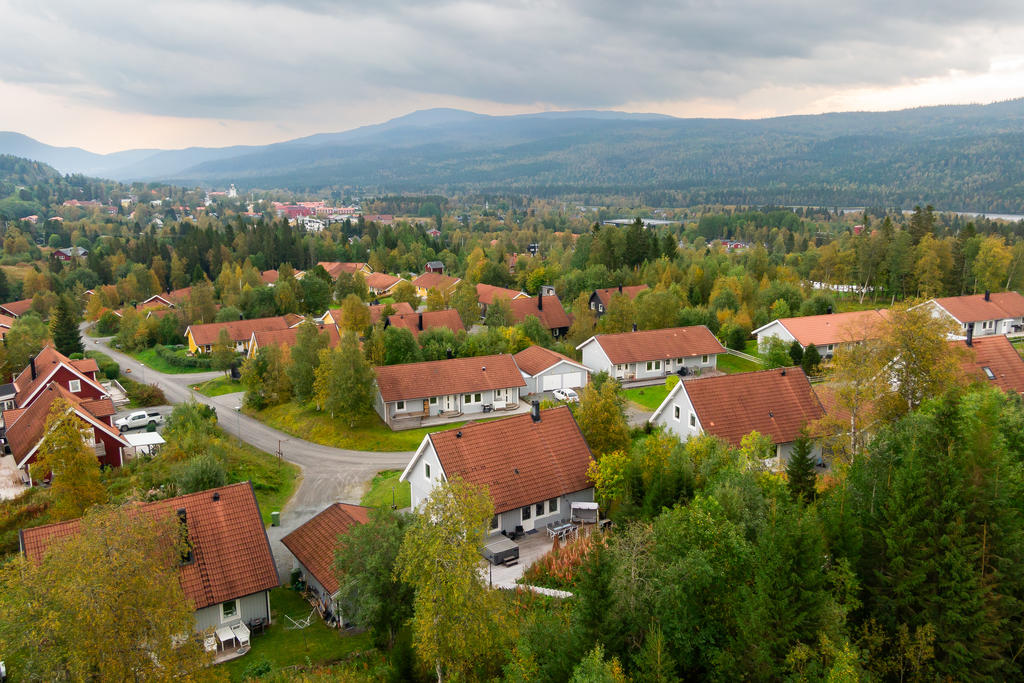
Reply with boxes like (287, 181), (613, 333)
(411, 272), (460, 299)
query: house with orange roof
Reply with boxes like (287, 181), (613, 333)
(374, 354), (526, 430)
(281, 503), (370, 621)
(385, 310), (465, 338)
(320, 302), (416, 331)
(186, 316), (299, 354)
(508, 293), (572, 338)
(364, 272), (405, 296)
(246, 323), (341, 358)
(0, 313), (13, 341)
(752, 309), (889, 359)
(650, 367), (825, 468)
(577, 326), (725, 385)
(19, 482), (279, 638)
(475, 283), (528, 317)
(514, 345), (590, 395)
(954, 333), (1024, 395)
(399, 405), (595, 535)
(0, 298), (34, 318)
(411, 272), (461, 299)
(317, 262), (372, 279)
(918, 291), (1024, 338)
(588, 285), (649, 317)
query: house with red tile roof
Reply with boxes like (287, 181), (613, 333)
(588, 285), (649, 317)
(577, 326), (725, 385)
(281, 503), (369, 621)
(0, 312), (13, 340)
(186, 316), (298, 354)
(954, 334), (1024, 395)
(385, 310), (465, 338)
(508, 293), (572, 338)
(365, 272), (405, 296)
(475, 283), (528, 317)
(246, 323), (341, 358)
(918, 291), (1024, 338)
(752, 309), (889, 359)
(411, 272), (461, 299)
(399, 405), (595, 535)
(0, 298), (34, 318)
(649, 367), (825, 467)
(321, 302), (416, 331)
(19, 482), (278, 635)
(374, 354), (526, 430)
(514, 345), (590, 395)
(317, 262), (372, 279)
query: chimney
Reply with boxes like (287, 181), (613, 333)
(531, 400), (541, 422)
(456, 430), (462, 438)
(212, 491), (220, 502)
(30, 356), (36, 380)
(781, 368), (786, 376)
(827, 305), (834, 314)
(632, 323), (638, 332)
(445, 348), (454, 359)
(985, 290), (991, 301)
(538, 293), (543, 310)
(418, 313), (423, 331)
(618, 284), (623, 294)
(966, 322), (974, 347)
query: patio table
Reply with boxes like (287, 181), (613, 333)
(215, 624), (236, 650)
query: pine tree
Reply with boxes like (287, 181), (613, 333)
(785, 433), (816, 503)
(50, 295), (83, 357)
(801, 344), (821, 376)
(788, 340), (804, 365)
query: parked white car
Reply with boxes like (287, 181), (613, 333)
(115, 410), (164, 432)
(552, 388), (579, 403)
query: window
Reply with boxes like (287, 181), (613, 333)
(68, 379), (81, 393)
(673, 405), (680, 421)
(490, 515), (499, 530)
(826, 344), (835, 352)
(396, 400), (405, 410)
(598, 304), (604, 312)
(429, 396), (437, 405)
(983, 366), (996, 380)
(536, 502), (545, 517)
(676, 358), (684, 365)
(701, 355), (709, 363)
(647, 360), (662, 371)
(474, 393), (482, 403)
(521, 505), (531, 521)
(464, 394), (472, 403)
(548, 498), (558, 514)
(425, 463), (431, 479)
(689, 412), (696, 427)
(590, 301), (596, 310)
(221, 599), (238, 622)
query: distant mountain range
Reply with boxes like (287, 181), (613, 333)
(6, 102), (1024, 211)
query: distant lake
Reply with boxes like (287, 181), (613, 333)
(837, 207), (1024, 222)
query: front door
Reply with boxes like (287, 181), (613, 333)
(444, 394), (455, 412)
(423, 399), (429, 414)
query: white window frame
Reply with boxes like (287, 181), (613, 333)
(396, 400), (405, 410)
(673, 405), (680, 421)
(425, 463), (431, 479)
(535, 502), (544, 517)
(220, 599), (238, 623)
(429, 396), (437, 405)
(490, 515), (499, 530)
(68, 379), (81, 393)
(689, 412), (696, 427)
(983, 366), (996, 380)
(521, 505), (531, 521)
(548, 498), (558, 514)
(701, 355), (709, 363)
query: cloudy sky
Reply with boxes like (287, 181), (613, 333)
(2, 0), (1024, 153)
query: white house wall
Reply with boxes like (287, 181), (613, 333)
(407, 440), (445, 510)
(650, 385), (703, 440)
(489, 488), (595, 535)
(193, 590), (271, 632)
(755, 321), (797, 352)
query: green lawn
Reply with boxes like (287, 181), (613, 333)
(221, 587), (372, 682)
(623, 382), (672, 411)
(248, 401), (501, 452)
(129, 347), (212, 374)
(361, 470), (411, 509)
(718, 353), (763, 374)
(743, 339), (760, 356)
(190, 376), (244, 397)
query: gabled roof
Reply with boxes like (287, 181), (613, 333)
(411, 272), (461, 292)
(250, 324), (341, 353)
(930, 292), (1024, 324)
(754, 310), (889, 347)
(0, 298), (33, 317)
(281, 503), (370, 596)
(954, 335), (1024, 394)
(656, 367), (825, 447)
(141, 294), (175, 308)
(476, 283), (527, 305)
(13, 346), (107, 407)
(416, 406), (594, 514)
(20, 482), (279, 611)
(593, 285), (649, 308)
(508, 294), (571, 331)
(5, 382), (127, 466)
(165, 287), (192, 305)
(375, 353), (525, 403)
(386, 310), (465, 338)
(326, 302), (415, 328)
(364, 272), (403, 292)
(186, 316), (292, 346)
(260, 269), (279, 285)
(513, 345), (587, 376)
(318, 262), (371, 279)
(579, 326), (725, 364)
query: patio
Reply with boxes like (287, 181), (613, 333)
(391, 400), (533, 430)
(482, 529), (558, 589)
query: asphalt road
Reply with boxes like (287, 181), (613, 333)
(85, 331), (414, 575)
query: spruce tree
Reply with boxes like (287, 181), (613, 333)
(50, 295), (83, 357)
(785, 433), (816, 503)
(801, 344), (821, 376)
(788, 340), (804, 365)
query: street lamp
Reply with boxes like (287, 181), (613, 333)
(234, 405), (241, 437)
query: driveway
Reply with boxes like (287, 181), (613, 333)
(85, 331), (413, 576)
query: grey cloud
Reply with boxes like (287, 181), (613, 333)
(0, 0), (1022, 122)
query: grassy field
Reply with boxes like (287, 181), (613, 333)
(623, 382), (672, 411)
(361, 470), (411, 509)
(190, 376), (243, 397)
(129, 347), (212, 374)
(248, 402), (499, 452)
(718, 353), (763, 374)
(221, 587), (373, 682)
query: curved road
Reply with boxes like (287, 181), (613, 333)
(86, 331), (413, 572)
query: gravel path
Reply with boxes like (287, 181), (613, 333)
(85, 331), (413, 576)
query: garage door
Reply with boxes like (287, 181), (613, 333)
(562, 372), (583, 388)
(542, 374), (562, 391)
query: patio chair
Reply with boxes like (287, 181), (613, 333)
(231, 622), (251, 649)
(203, 634), (217, 653)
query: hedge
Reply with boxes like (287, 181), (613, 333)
(154, 344), (213, 369)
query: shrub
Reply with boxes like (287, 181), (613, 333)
(241, 659), (273, 680)
(96, 311), (121, 335)
(520, 533), (602, 590)
(177, 454), (228, 494)
(101, 361), (120, 380)
(123, 379), (166, 407)
(154, 344), (213, 369)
